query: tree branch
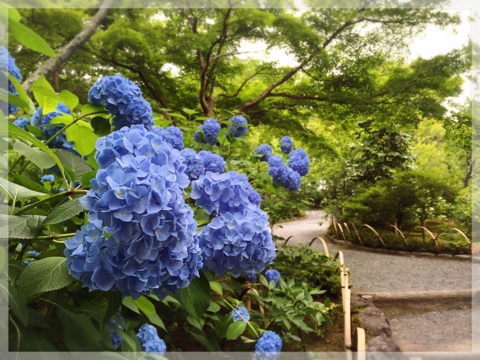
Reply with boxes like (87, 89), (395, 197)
(22, 0), (115, 92)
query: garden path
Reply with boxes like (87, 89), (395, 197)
(271, 210), (478, 353)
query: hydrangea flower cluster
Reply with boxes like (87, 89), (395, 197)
(280, 136), (294, 154)
(228, 115), (248, 137)
(197, 207), (276, 277)
(230, 306), (250, 323)
(40, 175), (55, 182)
(180, 148), (205, 180)
(288, 148), (310, 176)
(30, 103), (77, 152)
(198, 150), (226, 173)
(191, 171), (261, 215)
(107, 313), (125, 349)
(0, 47), (22, 115)
(245, 272), (257, 282)
(194, 118), (220, 145)
(152, 126), (184, 150)
(265, 269), (281, 287)
(267, 156), (301, 192)
(253, 144), (272, 162)
(88, 74), (154, 130)
(136, 324), (166, 354)
(253, 331), (283, 360)
(13, 117), (29, 130)
(64, 125), (203, 299)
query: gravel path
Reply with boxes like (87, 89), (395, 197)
(271, 210), (477, 352)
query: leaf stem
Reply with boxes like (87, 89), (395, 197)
(36, 233), (76, 240)
(13, 189), (87, 215)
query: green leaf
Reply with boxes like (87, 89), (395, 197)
(65, 120), (97, 157)
(1, 3), (21, 22)
(169, 113), (187, 120)
(111, 326), (139, 352)
(19, 333), (59, 354)
(12, 174), (50, 194)
(101, 292), (123, 326)
(7, 72), (35, 114)
(174, 271), (211, 318)
(207, 301), (221, 313)
(58, 90), (79, 111)
(2, 120), (66, 179)
(81, 103), (106, 115)
(5, 17), (56, 58)
(134, 296), (166, 330)
(0, 177), (49, 200)
(122, 296), (140, 314)
(42, 198), (84, 226)
(55, 149), (92, 181)
(25, 124), (45, 138)
(13, 141), (57, 169)
(182, 108), (198, 116)
(186, 315), (204, 330)
(0, 283), (28, 326)
(57, 307), (102, 351)
(0, 214), (45, 239)
(48, 114), (74, 126)
(209, 281), (223, 296)
(0, 89), (28, 109)
(81, 170), (97, 187)
(31, 76), (59, 114)
(17, 257), (74, 301)
(91, 116), (111, 136)
(226, 321), (247, 340)
(214, 315), (232, 338)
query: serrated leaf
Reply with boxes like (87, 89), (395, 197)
(17, 257), (74, 301)
(5, 17), (56, 58)
(101, 292), (123, 327)
(13, 141), (57, 169)
(55, 149), (92, 181)
(42, 198), (84, 226)
(65, 120), (97, 157)
(174, 271), (210, 318)
(0, 214), (45, 239)
(209, 281), (223, 296)
(226, 321), (246, 340)
(186, 315), (204, 330)
(12, 174), (50, 194)
(2, 120), (66, 179)
(0, 283), (28, 326)
(58, 90), (79, 111)
(81, 103), (106, 115)
(0, 177), (49, 200)
(122, 296), (139, 314)
(214, 315), (232, 338)
(134, 296), (166, 330)
(31, 76), (59, 114)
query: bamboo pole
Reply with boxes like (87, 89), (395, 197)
(418, 226), (439, 247)
(453, 228), (471, 245)
(356, 327), (366, 359)
(309, 237), (330, 257)
(332, 219), (339, 238)
(344, 222), (351, 234)
(337, 222), (347, 241)
(352, 223), (363, 245)
(389, 224), (409, 245)
(364, 224), (385, 246)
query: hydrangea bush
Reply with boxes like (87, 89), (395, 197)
(4, 26), (327, 355)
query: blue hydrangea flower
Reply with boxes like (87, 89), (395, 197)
(253, 144), (272, 162)
(107, 313), (125, 349)
(288, 148), (310, 176)
(265, 269), (281, 286)
(253, 331), (282, 360)
(65, 125), (203, 299)
(136, 324), (166, 354)
(280, 136), (294, 154)
(0, 47), (22, 115)
(191, 171), (261, 215)
(197, 206), (276, 277)
(230, 306), (250, 323)
(245, 272), (257, 282)
(181, 148), (205, 180)
(13, 118), (29, 130)
(22, 250), (40, 266)
(268, 156), (301, 192)
(197, 118), (220, 145)
(228, 115), (248, 137)
(193, 130), (203, 143)
(88, 74), (154, 130)
(198, 150), (226, 173)
(163, 126), (184, 150)
(40, 175), (55, 182)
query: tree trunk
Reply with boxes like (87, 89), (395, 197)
(22, 0), (114, 92)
